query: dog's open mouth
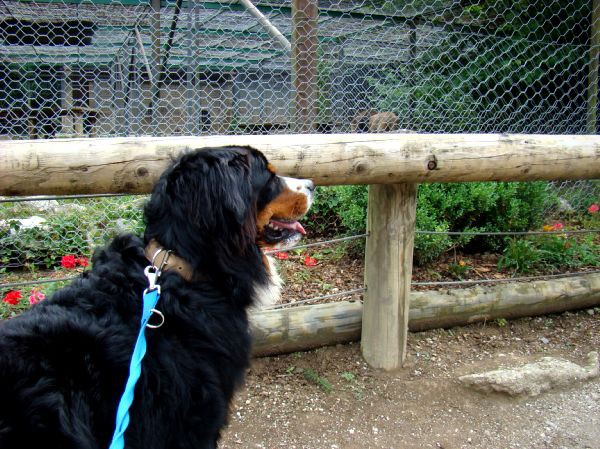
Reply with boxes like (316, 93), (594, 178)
(262, 218), (306, 249)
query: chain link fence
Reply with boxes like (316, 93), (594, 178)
(1, 0), (599, 298)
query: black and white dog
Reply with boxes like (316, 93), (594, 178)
(0, 146), (313, 449)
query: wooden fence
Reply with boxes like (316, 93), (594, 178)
(1, 133), (600, 370)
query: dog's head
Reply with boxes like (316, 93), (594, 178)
(144, 146), (313, 285)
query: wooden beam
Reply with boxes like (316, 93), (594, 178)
(239, 0), (291, 52)
(361, 183), (417, 370)
(291, 0), (318, 133)
(1, 134), (599, 196)
(134, 26), (153, 82)
(149, 0), (162, 130)
(250, 272), (600, 356)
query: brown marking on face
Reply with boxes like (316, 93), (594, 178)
(256, 187), (309, 232)
(266, 163), (277, 174)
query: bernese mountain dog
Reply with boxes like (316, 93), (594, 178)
(0, 146), (314, 449)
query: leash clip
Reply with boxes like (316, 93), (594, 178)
(143, 265), (161, 295)
(143, 247), (172, 295)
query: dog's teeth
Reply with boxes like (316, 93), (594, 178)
(267, 222), (282, 231)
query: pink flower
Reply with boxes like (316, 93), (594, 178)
(274, 252), (289, 260)
(61, 255), (77, 269)
(28, 289), (45, 305)
(551, 222), (564, 231)
(589, 204), (599, 214)
(303, 255), (317, 267)
(2, 290), (22, 305)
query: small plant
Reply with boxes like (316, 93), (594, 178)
(495, 318), (508, 327)
(319, 282), (334, 291)
(341, 372), (356, 383)
(302, 368), (332, 394)
(291, 269), (311, 283)
(498, 239), (541, 273)
(448, 259), (470, 279)
(499, 228), (600, 275)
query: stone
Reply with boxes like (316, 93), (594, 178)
(459, 352), (599, 397)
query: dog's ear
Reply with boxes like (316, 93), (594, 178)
(167, 150), (257, 246)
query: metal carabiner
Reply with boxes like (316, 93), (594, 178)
(143, 265), (161, 295)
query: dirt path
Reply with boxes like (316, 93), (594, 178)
(221, 309), (600, 449)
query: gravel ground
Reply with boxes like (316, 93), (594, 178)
(221, 309), (600, 449)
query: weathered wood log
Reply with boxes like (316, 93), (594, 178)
(250, 272), (600, 357)
(251, 300), (363, 357)
(409, 273), (600, 331)
(362, 183), (417, 369)
(1, 133), (600, 195)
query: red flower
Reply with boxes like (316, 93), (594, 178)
(274, 252), (289, 260)
(589, 204), (599, 214)
(61, 255), (89, 269)
(61, 255), (77, 269)
(551, 222), (564, 231)
(303, 255), (317, 267)
(2, 290), (22, 305)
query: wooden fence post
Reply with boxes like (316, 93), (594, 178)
(291, 0), (318, 133)
(362, 183), (417, 370)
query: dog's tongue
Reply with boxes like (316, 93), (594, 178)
(270, 219), (306, 235)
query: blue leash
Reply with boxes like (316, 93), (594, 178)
(108, 254), (169, 449)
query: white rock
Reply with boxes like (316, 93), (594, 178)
(459, 352), (599, 397)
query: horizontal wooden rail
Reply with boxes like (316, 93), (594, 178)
(1, 133), (600, 195)
(251, 272), (600, 356)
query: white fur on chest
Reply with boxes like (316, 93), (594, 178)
(252, 255), (282, 309)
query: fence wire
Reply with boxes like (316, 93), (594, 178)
(0, 0), (596, 139)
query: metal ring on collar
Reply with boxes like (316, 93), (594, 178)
(151, 248), (172, 273)
(146, 309), (165, 329)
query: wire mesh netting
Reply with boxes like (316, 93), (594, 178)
(0, 0), (596, 138)
(0, 0), (599, 294)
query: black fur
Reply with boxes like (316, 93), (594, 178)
(0, 147), (286, 449)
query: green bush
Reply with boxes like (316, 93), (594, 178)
(414, 202), (452, 265)
(305, 182), (552, 265)
(418, 181), (552, 251)
(305, 185), (369, 238)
